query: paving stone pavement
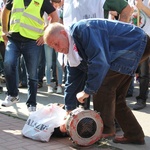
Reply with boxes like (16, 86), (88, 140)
(0, 81), (150, 150)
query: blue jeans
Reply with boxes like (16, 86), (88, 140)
(44, 44), (63, 85)
(18, 55), (27, 86)
(4, 38), (40, 107)
(44, 44), (53, 85)
(38, 45), (45, 83)
(56, 52), (63, 85)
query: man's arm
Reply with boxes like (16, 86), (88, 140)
(119, 4), (133, 22)
(1, 6), (10, 44)
(103, 0), (133, 22)
(48, 10), (59, 23)
(135, 0), (150, 17)
(1, 7), (10, 33)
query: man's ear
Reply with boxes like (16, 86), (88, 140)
(60, 30), (67, 37)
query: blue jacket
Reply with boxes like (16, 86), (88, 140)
(65, 18), (147, 110)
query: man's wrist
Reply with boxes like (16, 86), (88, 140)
(2, 31), (9, 36)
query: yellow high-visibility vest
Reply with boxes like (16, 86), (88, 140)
(9, 0), (44, 40)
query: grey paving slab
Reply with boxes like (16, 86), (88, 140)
(0, 81), (150, 150)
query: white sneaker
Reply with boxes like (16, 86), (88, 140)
(48, 86), (53, 93)
(27, 105), (36, 112)
(1, 95), (20, 107)
(56, 86), (63, 94)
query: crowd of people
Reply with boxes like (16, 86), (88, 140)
(0, 0), (150, 146)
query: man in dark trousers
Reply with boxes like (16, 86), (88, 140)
(44, 18), (150, 144)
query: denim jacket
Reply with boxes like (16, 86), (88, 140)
(64, 18), (147, 110)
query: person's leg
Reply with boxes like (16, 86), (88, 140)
(22, 40), (40, 108)
(0, 42), (5, 75)
(63, 66), (67, 83)
(0, 53), (3, 74)
(44, 44), (53, 92)
(140, 35), (150, 63)
(16, 56), (20, 88)
(93, 70), (144, 140)
(138, 58), (149, 100)
(37, 45), (45, 88)
(51, 50), (57, 83)
(3, 39), (20, 96)
(65, 65), (87, 111)
(20, 55), (27, 86)
(1, 39), (20, 107)
(56, 52), (63, 93)
(133, 58), (149, 110)
(0, 53), (3, 93)
(93, 70), (122, 135)
(114, 73), (144, 141)
(18, 55), (27, 88)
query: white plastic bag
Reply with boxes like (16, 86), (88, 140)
(22, 104), (66, 142)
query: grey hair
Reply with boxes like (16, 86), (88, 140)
(44, 22), (64, 44)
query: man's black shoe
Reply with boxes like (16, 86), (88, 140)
(133, 99), (146, 110)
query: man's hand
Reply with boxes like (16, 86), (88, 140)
(59, 120), (67, 133)
(59, 110), (71, 133)
(135, 0), (143, 10)
(76, 91), (89, 103)
(36, 36), (44, 46)
(2, 32), (8, 46)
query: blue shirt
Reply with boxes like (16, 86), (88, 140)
(64, 18), (147, 110)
